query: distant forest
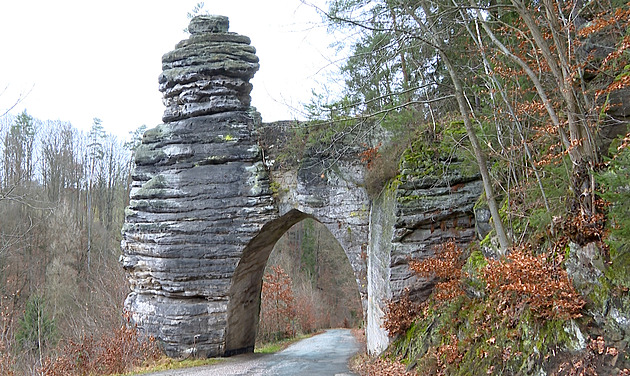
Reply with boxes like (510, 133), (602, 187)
(0, 111), (143, 372)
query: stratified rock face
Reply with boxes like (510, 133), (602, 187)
(367, 159), (482, 354)
(122, 16), (370, 358)
(121, 14), (480, 359)
(121, 16), (275, 357)
(159, 15), (259, 123)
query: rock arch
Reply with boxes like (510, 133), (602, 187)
(122, 14), (484, 358)
(224, 208), (362, 355)
(121, 16), (369, 358)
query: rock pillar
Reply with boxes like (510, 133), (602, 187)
(121, 15), (275, 357)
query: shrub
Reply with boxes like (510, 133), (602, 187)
(384, 240), (585, 341)
(481, 245), (585, 320)
(384, 242), (465, 337)
(39, 312), (160, 376)
(361, 141), (406, 198)
(409, 241), (466, 303)
(382, 290), (421, 337)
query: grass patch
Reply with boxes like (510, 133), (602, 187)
(255, 332), (320, 354)
(121, 356), (224, 375)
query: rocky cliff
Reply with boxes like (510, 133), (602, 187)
(366, 138), (483, 353)
(120, 15), (491, 359)
(121, 16), (371, 357)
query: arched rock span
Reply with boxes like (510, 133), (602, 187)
(121, 15), (369, 358)
(121, 15), (484, 358)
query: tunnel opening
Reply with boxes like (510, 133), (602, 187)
(223, 209), (363, 356)
(257, 217), (362, 347)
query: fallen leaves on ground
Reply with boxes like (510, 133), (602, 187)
(351, 352), (415, 376)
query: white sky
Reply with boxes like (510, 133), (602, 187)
(0, 0), (344, 139)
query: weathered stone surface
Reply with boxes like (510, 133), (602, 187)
(122, 16), (274, 358)
(122, 16), (370, 358)
(366, 161), (483, 353)
(158, 15), (259, 123)
(258, 121), (371, 313)
(566, 242), (630, 345)
(188, 15), (229, 34)
(122, 15), (482, 359)
(366, 187), (395, 355)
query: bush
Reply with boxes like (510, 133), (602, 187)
(361, 141), (407, 198)
(481, 245), (585, 320)
(39, 312), (160, 376)
(409, 242), (466, 303)
(384, 242), (465, 337)
(382, 290), (421, 337)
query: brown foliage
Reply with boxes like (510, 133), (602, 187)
(481, 246), (585, 320)
(578, 7), (630, 38)
(385, 239), (585, 340)
(39, 312), (160, 376)
(409, 241), (465, 302)
(0, 350), (15, 376)
(362, 140), (407, 198)
(293, 290), (318, 334)
(259, 266), (296, 342)
(382, 291), (421, 337)
(384, 242), (465, 337)
(408, 242), (463, 280)
(359, 142), (382, 170)
(351, 352), (415, 376)
(434, 334), (463, 373)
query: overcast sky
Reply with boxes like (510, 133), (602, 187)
(0, 0), (343, 139)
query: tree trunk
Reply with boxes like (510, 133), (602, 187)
(414, 0), (511, 251)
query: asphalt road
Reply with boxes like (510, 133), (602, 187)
(145, 329), (360, 376)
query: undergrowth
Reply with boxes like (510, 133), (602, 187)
(380, 233), (629, 375)
(38, 312), (161, 376)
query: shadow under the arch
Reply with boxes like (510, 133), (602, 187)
(224, 209), (313, 356)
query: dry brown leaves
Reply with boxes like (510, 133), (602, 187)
(352, 353), (415, 376)
(359, 142), (382, 170)
(482, 246), (585, 321)
(259, 265), (296, 341)
(39, 312), (160, 376)
(382, 291), (421, 337)
(408, 242), (463, 280)
(409, 242), (465, 303)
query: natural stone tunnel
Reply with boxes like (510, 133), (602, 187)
(121, 15), (484, 358)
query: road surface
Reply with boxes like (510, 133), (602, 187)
(145, 329), (361, 376)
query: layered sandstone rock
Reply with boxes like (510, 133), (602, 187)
(367, 150), (482, 354)
(121, 15), (371, 358)
(121, 14), (481, 359)
(159, 15), (259, 123)
(121, 15), (275, 357)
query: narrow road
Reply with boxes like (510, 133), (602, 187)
(146, 329), (361, 376)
